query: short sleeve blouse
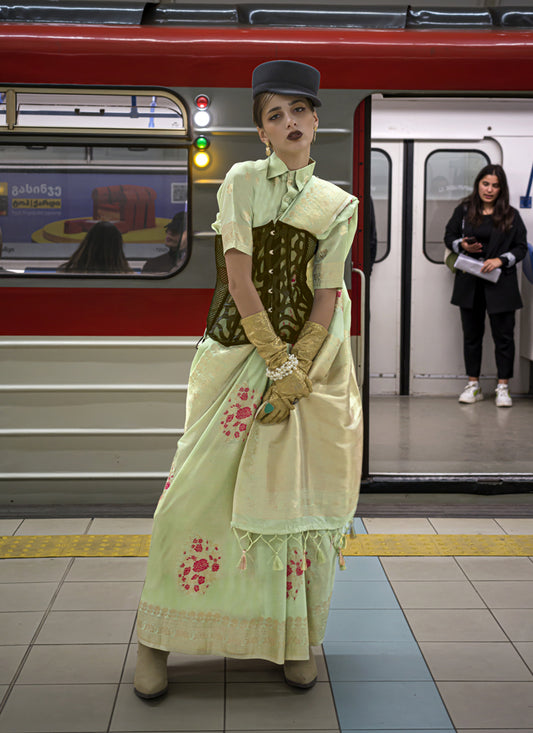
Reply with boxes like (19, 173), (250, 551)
(212, 153), (358, 289)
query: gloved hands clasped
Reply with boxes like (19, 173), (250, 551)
(241, 311), (328, 424)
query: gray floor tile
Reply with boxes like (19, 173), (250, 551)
(472, 580), (533, 608)
(495, 518), (533, 534)
(456, 730), (533, 733)
(380, 556), (464, 581)
(14, 518), (91, 536)
(0, 683), (117, 732)
(332, 680), (452, 730)
(437, 681), (533, 729)
(67, 556), (147, 582)
(390, 580), (485, 609)
(51, 580), (144, 611)
(225, 657), (284, 683)
(330, 580), (399, 609)
(0, 583), (58, 612)
(515, 641), (533, 673)
(226, 648), (328, 683)
(429, 517), (505, 534)
(457, 556), (533, 580)
(324, 640), (431, 681)
(226, 681), (338, 731)
(325, 609), (414, 642)
(404, 609), (507, 642)
(0, 558), (70, 583)
(88, 517), (153, 535)
(0, 612), (44, 644)
(17, 643), (129, 684)
(334, 556), (384, 582)
(0, 519), (22, 535)
(420, 641), (533, 681)
(0, 646), (27, 684)
(110, 682), (224, 731)
(35, 610), (136, 644)
(492, 609), (533, 641)
(362, 517), (436, 534)
(123, 644), (224, 684)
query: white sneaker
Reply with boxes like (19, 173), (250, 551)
(459, 381), (483, 404)
(495, 383), (512, 407)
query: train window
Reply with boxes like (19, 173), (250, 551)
(0, 145), (189, 277)
(424, 149), (490, 263)
(370, 148), (391, 263)
(0, 89), (187, 136)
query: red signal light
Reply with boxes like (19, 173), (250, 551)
(195, 95), (210, 110)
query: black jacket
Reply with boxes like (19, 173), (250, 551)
(444, 204), (528, 313)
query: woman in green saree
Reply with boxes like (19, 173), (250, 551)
(134, 59), (362, 699)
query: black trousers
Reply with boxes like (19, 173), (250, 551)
(459, 281), (516, 380)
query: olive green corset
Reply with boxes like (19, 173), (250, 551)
(206, 221), (318, 346)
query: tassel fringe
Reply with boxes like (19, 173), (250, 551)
(232, 525), (351, 573)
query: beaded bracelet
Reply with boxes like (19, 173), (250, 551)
(265, 353), (299, 381)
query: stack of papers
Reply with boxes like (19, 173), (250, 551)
(455, 253), (501, 283)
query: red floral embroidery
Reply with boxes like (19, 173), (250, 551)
(178, 538), (221, 595)
(220, 386), (258, 441)
(286, 550), (312, 600)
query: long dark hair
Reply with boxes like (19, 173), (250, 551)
(463, 164), (514, 231)
(59, 221), (133, 274)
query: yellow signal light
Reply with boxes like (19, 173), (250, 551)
(193, 151), (210, 169)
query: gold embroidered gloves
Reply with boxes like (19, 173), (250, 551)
(241, 310), (312, 424)
(241, 311), (329, 425)
(291, 320), (328, 375)
(260, 320), (329, 424)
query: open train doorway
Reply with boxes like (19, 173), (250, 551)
(368, 96), (533, 483)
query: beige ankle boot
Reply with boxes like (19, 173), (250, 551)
(283, 649), (317, 689)
(134, 642), (169, 699)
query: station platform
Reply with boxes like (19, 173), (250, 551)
(1, 512), (533, 733)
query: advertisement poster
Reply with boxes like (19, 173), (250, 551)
(0, 169), (187, 272)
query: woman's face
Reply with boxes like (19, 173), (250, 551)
(478, 174), (501, 207)
(257, 94), (318, 161)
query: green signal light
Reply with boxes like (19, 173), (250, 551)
(194, 136), (210, 151)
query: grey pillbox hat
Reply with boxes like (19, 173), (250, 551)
(252, 60), (322, 107)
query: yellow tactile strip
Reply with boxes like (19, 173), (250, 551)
(0, 534), (151, 559)
(0, 533), (532, 559)
(345, 534), (533, 557)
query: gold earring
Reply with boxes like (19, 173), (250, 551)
(313, 127), (317, 143)
(265, 141), (271, 157)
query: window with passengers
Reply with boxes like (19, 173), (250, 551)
(0, 90), (189, 277)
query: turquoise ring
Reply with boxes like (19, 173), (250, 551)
(264, 403), (274, 414)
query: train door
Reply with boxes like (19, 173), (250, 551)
(368, 144), (403, 395)
(410, 140), (502, 394)
(370, 138), (501, 396)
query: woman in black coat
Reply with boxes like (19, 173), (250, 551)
(444, 164), (528, 407)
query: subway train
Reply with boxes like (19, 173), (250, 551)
(1, 1), (533, 508)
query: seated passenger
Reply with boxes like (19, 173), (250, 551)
(0, 226), (14, 273)
(142, 212), (187, 274)
(58, 221), (133, 274)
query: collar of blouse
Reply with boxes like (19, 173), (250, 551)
(266, 152), (316, 191)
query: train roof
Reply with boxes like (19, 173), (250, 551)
(1, 1), (533, 30)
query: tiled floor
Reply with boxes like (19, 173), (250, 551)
(0, 515), (532, 732)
